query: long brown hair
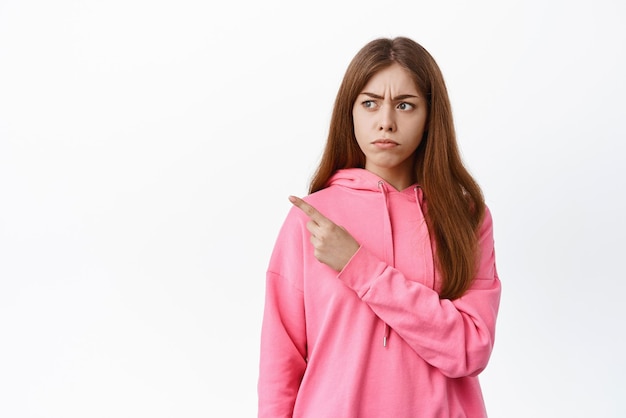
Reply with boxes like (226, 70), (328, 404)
(309, 37), (485, 300)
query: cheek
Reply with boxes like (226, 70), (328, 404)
(408, 115), (428, 138)
(352, 113), (364, 139)
(352, 110), (360, 129)
(352, 125), (368, 154)
(352, 111), (371, 135)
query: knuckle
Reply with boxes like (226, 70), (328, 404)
(318, 230), (331, 241)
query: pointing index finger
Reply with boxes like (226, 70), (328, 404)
(288, 195), (328, 224)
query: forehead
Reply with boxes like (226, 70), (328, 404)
(361, 63), (419, 93)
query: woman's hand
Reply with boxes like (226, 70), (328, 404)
(289, 196), (360, 272)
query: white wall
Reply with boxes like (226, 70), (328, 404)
(1, 0), (624, 416)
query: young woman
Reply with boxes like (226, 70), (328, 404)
(258, 37), (501, 418)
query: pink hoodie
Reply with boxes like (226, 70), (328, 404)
(258, 168), (501, 418)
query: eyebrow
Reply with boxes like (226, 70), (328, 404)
(361, 92), (420, 100)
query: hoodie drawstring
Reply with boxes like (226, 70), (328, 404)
(413, 185), (423, 207)
(377, 181), (394, 347)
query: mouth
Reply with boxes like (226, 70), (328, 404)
(372, 139), (399, 149)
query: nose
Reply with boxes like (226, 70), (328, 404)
(378, 105), (396, 132)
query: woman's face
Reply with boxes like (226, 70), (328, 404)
(352, 63), (428, 189)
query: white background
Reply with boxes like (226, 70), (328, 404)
(1, 0), (625, 416)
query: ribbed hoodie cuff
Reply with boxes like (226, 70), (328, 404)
(337, 246), (388, 298)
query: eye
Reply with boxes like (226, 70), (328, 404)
(362, 100), (377, 109)
(397, 102), (414, 111)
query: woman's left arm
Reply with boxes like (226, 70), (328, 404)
(338, 208), (500, 378)
(289, 196), (501, 379)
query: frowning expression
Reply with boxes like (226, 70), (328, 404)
(352, 63), (428, 188)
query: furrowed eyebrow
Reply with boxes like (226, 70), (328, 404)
(361, 92), (420, 100)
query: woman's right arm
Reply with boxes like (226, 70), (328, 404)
(258, 214), (307, 418)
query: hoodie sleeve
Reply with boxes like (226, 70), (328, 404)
(337, 207), (501, 378)
(258, 211), (307, 418)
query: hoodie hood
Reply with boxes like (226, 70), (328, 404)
(327, 167), (419, 194)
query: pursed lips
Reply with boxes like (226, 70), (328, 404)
(372, 139), (400, 148)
